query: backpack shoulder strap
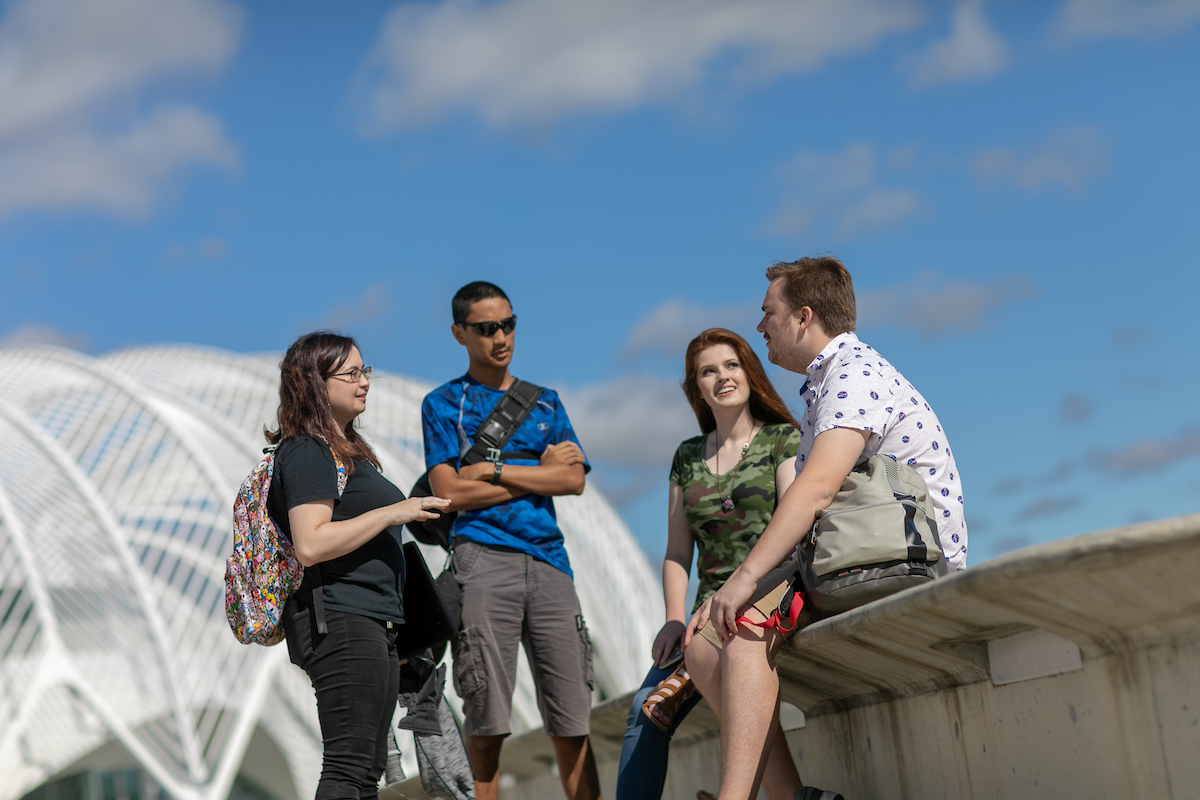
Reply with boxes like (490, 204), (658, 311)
(309, 441), (348, 636)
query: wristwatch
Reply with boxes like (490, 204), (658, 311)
(491, 460), (503, 485)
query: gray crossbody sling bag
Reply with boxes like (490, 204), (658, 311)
(799, 453), (946, 614)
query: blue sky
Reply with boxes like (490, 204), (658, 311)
(2, 0), (1199, 566)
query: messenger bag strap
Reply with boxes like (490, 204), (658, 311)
(878, 454), (914, 501)
(461, 379), (543, 466)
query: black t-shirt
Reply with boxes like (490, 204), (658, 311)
(267, 436), (406, 623)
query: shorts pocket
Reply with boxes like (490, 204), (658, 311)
(576, 618), (595, 692)
(452, 626), (485, 699)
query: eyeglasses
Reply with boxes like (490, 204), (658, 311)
(330, 366), (372, 383)
(460, 315), (517, 337)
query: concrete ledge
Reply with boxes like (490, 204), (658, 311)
(501, 514), (1200, 799)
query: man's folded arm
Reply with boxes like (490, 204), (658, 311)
(493, 461), (585, 496)
(428, 462), (528, 512)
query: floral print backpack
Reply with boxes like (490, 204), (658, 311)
(225, 444), (346, 645)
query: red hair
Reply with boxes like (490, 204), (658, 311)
(682, 329), (798, 434)
(265, 331), (380, 473)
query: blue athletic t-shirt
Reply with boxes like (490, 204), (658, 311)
(420, 375), (590, 577)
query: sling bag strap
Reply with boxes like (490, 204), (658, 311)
(460, 379), (543, 466)
(406, 379), (544, 551)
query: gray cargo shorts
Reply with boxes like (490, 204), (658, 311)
(449, 540), (595, 738)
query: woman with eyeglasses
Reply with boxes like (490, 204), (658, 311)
(266, 331), (450, 800)
(616, 329), (804, 800)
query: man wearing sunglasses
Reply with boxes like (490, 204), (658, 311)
(421, 281), (602, 800)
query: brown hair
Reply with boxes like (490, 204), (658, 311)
(764, 255), (856, 336)
(682, 329), (799, 434)
(265, 331), (380, 473)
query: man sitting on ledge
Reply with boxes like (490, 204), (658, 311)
(683, 255), (968, 800)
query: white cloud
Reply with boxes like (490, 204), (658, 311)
(560, 376), (696, 469)
(350, 0), (922, 132)
(0, 0), (241, 219)
(311, 283), (393, 333)
(972, 126), (1110, 192)
(0, 107), (237, 218)
(620, 298), (756, 364)
(764, 143), (924, 240)
(1050, 0), (1200, 41)
(0, 323), (90, 351)
(907, 0), (1008, 87)
(857, 271), (1035, 337)
(1092, 428), (1200, 474)
(1017, 495), (1080, 521)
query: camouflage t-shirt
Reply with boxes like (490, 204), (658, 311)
(670, 422), (801, 610)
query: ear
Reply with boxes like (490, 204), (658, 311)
(451, 324), (467, 346)
(795, 305), (814, 328)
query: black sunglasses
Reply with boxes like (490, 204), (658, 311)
(460, 315), (517, 337)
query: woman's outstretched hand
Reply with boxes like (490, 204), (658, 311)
(651, 619), (686, 665)
(391, 495), (451, 525)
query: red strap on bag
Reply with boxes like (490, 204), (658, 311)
(736, 590), (806, 635)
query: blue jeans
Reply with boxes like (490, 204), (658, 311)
(615, 663), (704, 800)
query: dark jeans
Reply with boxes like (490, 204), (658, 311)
(284, 600), (401, 800)
(615, 663), (704, 800)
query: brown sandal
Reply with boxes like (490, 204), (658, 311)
(640, 664), (695, 732)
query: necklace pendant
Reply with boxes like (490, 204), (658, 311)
(722, 497), (734, 512)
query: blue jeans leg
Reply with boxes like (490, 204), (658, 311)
(615, 663), (703, 800)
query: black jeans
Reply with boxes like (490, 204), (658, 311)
(284, 599), (401, 799)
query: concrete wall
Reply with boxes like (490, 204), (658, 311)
(495, 513), (1200, 800)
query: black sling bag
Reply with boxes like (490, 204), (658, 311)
(407, 378), (542, 550)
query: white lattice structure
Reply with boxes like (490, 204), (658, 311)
(0, 344), (662, 800)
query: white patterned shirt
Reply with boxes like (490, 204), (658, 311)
(797, 332), (967, 570)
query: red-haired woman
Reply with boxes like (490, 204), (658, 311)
(615, 329), (804, 800)
(266, 332), (449, 800)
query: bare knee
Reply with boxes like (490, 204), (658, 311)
(722, 627), (782, 671)
(550, 734), (588, 760)
(684, 636), (720, 687)
(466, 734), (506, 776)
